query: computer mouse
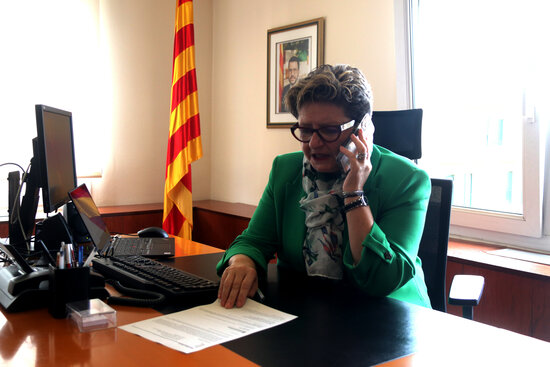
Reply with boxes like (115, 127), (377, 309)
(137, 226), (169, 238)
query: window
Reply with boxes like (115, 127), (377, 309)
(395, 0), (550, 251)
(0, 0), (105, 217)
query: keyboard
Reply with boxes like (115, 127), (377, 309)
(92, 255), (219, 299)
(110, 237), (153, 255)
(107, 237), (175, 257)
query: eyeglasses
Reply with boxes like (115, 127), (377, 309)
(290, 120), (355, 143)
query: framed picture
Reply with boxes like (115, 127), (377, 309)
(267, 18), (325, 128)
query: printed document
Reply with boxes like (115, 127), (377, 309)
(120, 299), (297, 353)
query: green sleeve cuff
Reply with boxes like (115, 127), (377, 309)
(216, 244), (269, 278)
(343, 222), (395, 270)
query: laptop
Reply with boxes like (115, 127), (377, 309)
(68, 184), (175, 257)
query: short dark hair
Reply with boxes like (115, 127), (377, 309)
(284, 64), (373, 124)
(288, 56), (300, 68)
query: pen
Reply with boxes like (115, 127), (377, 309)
(37, 240), (56, 266)
(83, 248), (97, 267)
(64, 243), (72, 268)
(78, 245), (84, 267)
(58, 246), (65, 269)
(69, 243), (77, 268)
(256, 288), (265, 303)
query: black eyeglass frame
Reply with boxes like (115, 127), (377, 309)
(290, 119), (356, 143)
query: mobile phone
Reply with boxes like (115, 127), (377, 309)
(336, 114), (372, 173)
(336, 125), (360, 173)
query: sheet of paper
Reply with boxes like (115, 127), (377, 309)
(119, 299), (297, 353)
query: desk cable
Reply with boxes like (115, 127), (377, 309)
(105, 279), (166, 307)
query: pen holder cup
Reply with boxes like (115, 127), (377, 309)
(48, 265), (90, 319)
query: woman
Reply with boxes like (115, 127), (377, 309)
(217, 64), (431, 309)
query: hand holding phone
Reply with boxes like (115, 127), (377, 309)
(336, 128), (359, 173)
(336, 113), (373, 173)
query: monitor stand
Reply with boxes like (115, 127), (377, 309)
(35, 213), (73, 251)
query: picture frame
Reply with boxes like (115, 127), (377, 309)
(266, 18), (325, 128)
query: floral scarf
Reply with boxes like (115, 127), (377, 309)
(299, 157), (346, 280)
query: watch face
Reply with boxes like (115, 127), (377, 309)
(342, 190), (363, 198)
(343, 195), (368, 212)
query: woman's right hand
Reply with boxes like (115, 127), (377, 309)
(218, 254), (258, 308)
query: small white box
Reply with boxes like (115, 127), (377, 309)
(67, 298), (117, 332)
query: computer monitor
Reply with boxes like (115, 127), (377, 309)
(9, 105), (77, 250)
(34, 105), (77, 213)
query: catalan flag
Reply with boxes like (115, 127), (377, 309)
(163, 0), (202, 239)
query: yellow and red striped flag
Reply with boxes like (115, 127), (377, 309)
(163, 0), (202, 239)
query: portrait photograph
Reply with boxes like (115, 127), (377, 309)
(267, 18), (325, 127)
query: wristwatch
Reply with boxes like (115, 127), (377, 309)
(342, 190), (364, 198)
(343, 195), (368, 212)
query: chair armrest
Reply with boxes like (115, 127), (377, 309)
(448, 274), (485, 306)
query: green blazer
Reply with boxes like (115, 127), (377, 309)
(217, 145), (432, 307)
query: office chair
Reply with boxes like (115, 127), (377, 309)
(418, 178), (484, 319)
(418, 178), (452, 313)
(371, 111), (484, 319)
(371, 109), (423, 162)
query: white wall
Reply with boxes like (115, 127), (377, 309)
(90, 0), (174, 206)
(207, 0), (397, 205)
(95, 0), (399, 207)
(92, 0), (214, 207)
(0, 0), (398, 213)
(94, 0), (397, 208)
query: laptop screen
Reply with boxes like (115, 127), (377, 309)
(68, 184), (111, 253)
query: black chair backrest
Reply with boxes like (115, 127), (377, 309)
(372, 109), (423, 161)
(418, 178), (453, 313)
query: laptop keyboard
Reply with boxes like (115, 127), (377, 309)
(105, 236), (175, 257)
(110, 237), (153, 256)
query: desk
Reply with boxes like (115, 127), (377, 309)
(0, 238), (255, 366)
(1, 239), (549, 366)
(220, 262), (550, 366)
(191, 200), (550, 342)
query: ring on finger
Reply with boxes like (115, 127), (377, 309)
(356, 152), (366, 161)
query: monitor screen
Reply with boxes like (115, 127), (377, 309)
(35, 105), (77, 213)
(68, 184), (111, 253)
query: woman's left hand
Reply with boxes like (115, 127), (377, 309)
(340, 129), (372, 191)
(340, 128), (375, 265)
